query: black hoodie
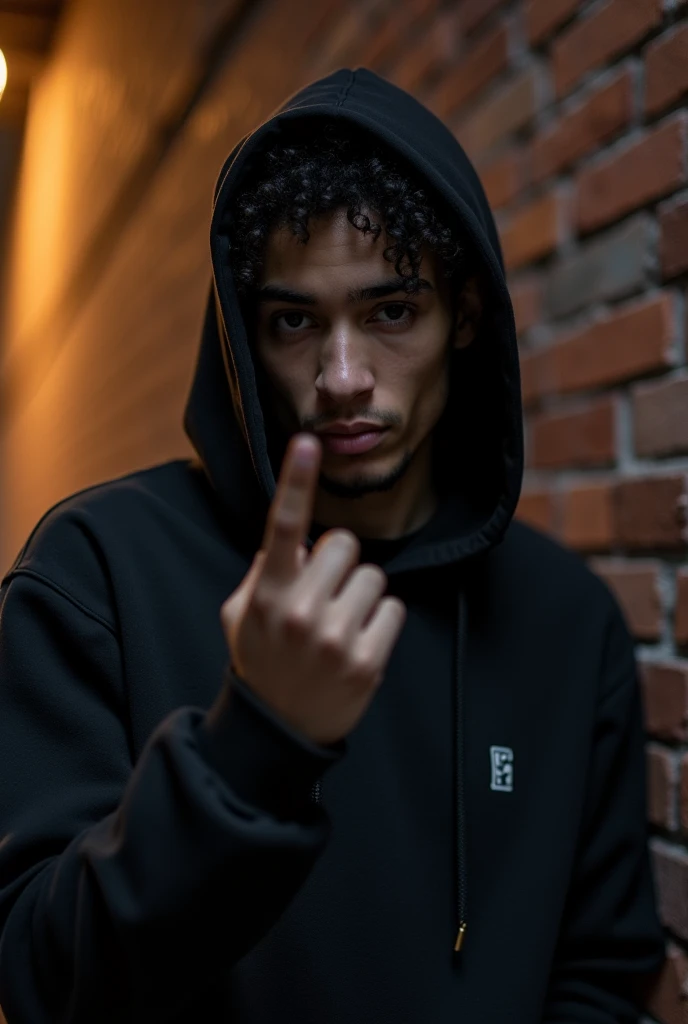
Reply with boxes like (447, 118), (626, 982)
(0, 68), (664, 1024)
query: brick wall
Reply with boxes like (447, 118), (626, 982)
(421, 1), (688, 1018)
(1, 0), (687, 1019)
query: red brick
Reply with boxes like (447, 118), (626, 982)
(576, 114), (688, 235)
(480, 148), (529, 210)
(646, 24), (688, 118)
(548, 294), (676, 396)
(388, 12), (459, 93)
(615, 475), (688, 550)
(358, 1), (440, 70)
(642, 662), (688, 742)
(510, 277), (541, 334)
(428, 23), (509, 120)
(458, 0), (508, 34)
(647, 745), (678, 830)
(516, 489), (557, 533)
(520, 346), (548, 406)
(652, 841), (688, 941)
(591, 559), (663, 640)
(532, 69), (634, 184)
(676, 569), (688, 647)
(660, 194), (688, 279)
(633, 374), (688, 458)
(646, 943), (688, 1024)
(299, 0), (346, 50)
(501, 192), (565, 271)
(560, 481), (615, 551)
(530, 397), (616, 469)
(526, 0), (580, 46)
(455, 68), (540, 159)
(681, 754), (688, 830)
(553, 0), (663, 99)
(357, 18), (407, 70)
(409, 0), (443, 16)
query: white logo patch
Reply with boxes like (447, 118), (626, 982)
(490, 746), (514, 792)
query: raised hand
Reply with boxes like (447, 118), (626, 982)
(220, 433), (407, 745)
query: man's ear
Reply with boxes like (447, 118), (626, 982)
(453, 275), (483, 350)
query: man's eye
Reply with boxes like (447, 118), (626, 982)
(276, 311), (312, 331)
(375, 303), (413, 324)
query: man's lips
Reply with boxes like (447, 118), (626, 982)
(318, 427), (388, 455)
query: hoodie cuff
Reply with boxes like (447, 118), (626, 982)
(198, 667), (346, 820)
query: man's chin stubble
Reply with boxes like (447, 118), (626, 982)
(316, 447), (415, 500)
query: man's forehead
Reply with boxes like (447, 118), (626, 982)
(261, 214), (439, 295)
(266, 209), (382, 261)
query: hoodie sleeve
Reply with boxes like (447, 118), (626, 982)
(541, 598), (665, 1023)
(0, 570), (344, 1024)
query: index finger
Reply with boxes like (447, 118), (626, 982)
(260, 433), (321, 585)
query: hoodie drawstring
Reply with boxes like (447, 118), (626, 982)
(310, 579), (469, 955)
(453, 584), (468, 952)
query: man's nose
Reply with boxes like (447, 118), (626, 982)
(314, 323), (375, 401)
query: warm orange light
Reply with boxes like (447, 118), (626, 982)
(0, 50), (7, 101)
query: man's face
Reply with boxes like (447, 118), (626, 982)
(253, 207), (471, 502)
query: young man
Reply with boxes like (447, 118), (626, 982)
(0, 68), (664, 1023)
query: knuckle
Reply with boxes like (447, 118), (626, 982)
(330, 528), (359, 557)
(382, 593), (400, 612)
(358, 563), (386, 589)
(348, 650), (376, 685)
(282, 604), (313, 636)
(270, 514), (299, 541)
(249, 586), (272, 616)
(317, 623), (347, 660)
(345, 532), (361, 560)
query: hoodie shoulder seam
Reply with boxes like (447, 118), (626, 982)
(3, 567), (118, 637)
(335, 69), (356, 108)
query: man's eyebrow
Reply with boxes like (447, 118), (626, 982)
(255, 278), (434, 305)
(255, 285), (318, 305)
(350, 278), (434, 302)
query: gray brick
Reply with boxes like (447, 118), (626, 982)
(651, 839), (688, 942)
(543, 214), (658, 320)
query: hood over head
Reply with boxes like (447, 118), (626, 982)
(184, 67), (523, 573)
(183, 67), (525, 952)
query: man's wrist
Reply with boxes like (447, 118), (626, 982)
(198, 667), (346, 819)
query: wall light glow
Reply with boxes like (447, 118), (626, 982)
(0, 50), (7, 101)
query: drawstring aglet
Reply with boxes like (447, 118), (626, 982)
(454, 921), (467, 952)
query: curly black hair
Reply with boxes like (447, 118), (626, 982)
(226, 118), (469, 299)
